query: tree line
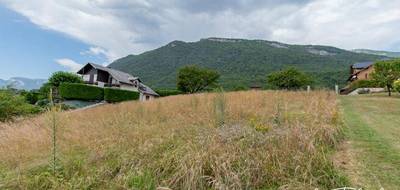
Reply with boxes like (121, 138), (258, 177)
(176, 65), (313, 93)
(176, 59), (400, 96)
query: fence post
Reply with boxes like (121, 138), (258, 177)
(335, 84), (339, 95)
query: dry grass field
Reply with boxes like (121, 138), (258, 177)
(0, 91), (347, 189)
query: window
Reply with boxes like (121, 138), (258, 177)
(146, 95), (150, 100)
(365, 73), (368, 79)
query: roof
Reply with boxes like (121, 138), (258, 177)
(348, 62), (375, 81)
(352, 61), (374, 69)
(139, 83), (159, 96)
(78, 63), (140, 84)
(78, 63), (158, 96)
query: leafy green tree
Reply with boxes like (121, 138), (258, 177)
(177, 65), (220, 93)
(371, 59), (400, 96)
(48, 71), (83, 87)
(267, 68), (312, 90)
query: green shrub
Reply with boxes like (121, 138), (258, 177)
(0, 90), (40, 121)
(394, 79), (400, 92)
(59, 83), (104, 101)
(104, 88), (139, 103)
(20, 91), (40, 104)
(349, 80), (381, 91)
(155, 89), (183, 97)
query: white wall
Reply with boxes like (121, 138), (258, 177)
(140, 93), (155, 101)
(120, 84), (139, 92)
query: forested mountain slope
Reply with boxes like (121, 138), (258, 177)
(110, 38), (384, 89)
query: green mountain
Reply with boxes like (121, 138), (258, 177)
(110, 38), (385, 89)
(352, 49), (400, 58)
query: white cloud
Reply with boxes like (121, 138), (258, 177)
(80, 46), (111, 58)
(55, 58), (83, 72)
(1, 0), (400, 62)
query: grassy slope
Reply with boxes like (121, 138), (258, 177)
(340, 94), (400, 189)
(0, 91), (347, 189)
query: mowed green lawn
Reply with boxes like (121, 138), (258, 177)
(340, 94), (400, 189)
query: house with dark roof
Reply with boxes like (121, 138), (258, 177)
(77, 63), (159, 101)
(348, 61), (375, 82)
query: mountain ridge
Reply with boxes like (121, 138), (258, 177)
(0, 77), (47, 90)
(352, 49), (400, 58)
(109, 37), (386, 89)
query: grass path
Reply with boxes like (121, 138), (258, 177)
(339, 95), (400, 189)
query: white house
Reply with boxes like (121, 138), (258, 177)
(77, 63), (159, 101)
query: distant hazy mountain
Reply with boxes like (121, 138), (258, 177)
(0, 77), (47, 90)
(352, 49), (400, 58)
(109, 37), (385, 89)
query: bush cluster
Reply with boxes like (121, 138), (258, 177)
(348, 80), (381, 91)
(59, 83), (104, 101)
(155, 89), (183, 97)
(0, 90), (40, 121)
(104, 88), (139, 103)
(394, 79), (400, 92)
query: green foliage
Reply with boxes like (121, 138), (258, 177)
(155, 89), (183, 97)
(371, 59), (400, 96)
(267, 68), (312, 90)
(393, 80), (400, 93)
(348, 80), (381, 91)
(59, 83), (104, 101)
(21, 91), (40, 104)
(38, 83), (52, 100)
(48, 71), (83, 87)
(110, 38), (384, 89)
(0, 90), (40, 121)
(104, 88), (139, 103)
(231, 84), (250, 91)
(177, 65), (220, 93)
(127, 171), (156, 190)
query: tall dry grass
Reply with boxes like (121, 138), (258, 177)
(0, 91), (347, 189)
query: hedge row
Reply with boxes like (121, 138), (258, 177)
(59, 83), (139, 102)
(155, 89), (183, 97)
(104, 88), (139, 103)
(59, 83), (104, 101)
(348, 80), (382, 91)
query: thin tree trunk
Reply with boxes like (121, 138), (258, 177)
(388, 85), (392, 96)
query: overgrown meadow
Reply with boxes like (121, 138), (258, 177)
(0, 91), (347, 189)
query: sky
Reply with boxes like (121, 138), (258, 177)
(1, 0), (400, 79)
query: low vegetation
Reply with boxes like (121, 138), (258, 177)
(0, 91), (347, 189)
(340, 95), (400, 189)
(347, 80), (382, 92)
(104, 88), (139, 102)
(0, 90), (40, 121)
(155, 89), (183, 97)
(59, 83), (104, 101)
